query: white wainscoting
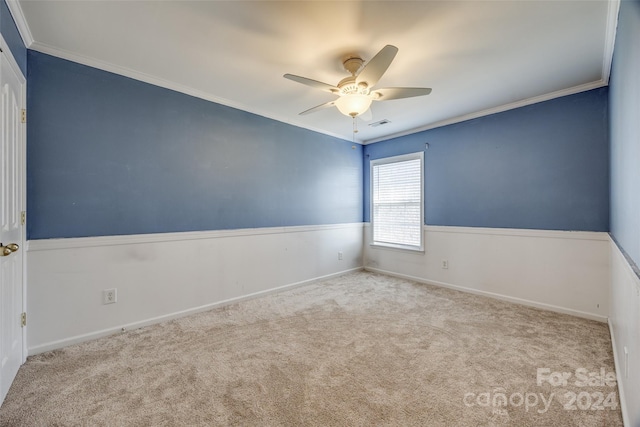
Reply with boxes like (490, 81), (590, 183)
(609, 239), (640, 427)
(26, 223), (364, 354)
(364, 224), (611, 322)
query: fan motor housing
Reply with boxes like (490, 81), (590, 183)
(338, 76), (369, 96)
(343, 57), (363, 75)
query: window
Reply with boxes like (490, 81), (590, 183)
(371, 152), (424, 251)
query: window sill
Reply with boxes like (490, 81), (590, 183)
(370, 242), (425, 254)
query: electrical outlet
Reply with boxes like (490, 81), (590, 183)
(338, 251), (343, 261)
(103, 288), (117, 304)
(442, 259), (449, 269)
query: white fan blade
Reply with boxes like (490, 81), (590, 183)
(299, 100), (336, 115)
(356, 45), (398, 89)
(372, 87), (432, 101)
(284, 74), (339, 93)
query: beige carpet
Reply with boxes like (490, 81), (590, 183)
(0, 271), (623, 426)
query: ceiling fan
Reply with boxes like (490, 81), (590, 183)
(284, 45), (432, 119)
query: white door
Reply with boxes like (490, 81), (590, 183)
(0, 41), (26, 405)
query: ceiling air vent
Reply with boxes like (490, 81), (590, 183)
(368, 119), (391, 127)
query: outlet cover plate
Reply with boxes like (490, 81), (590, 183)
(103, 288), (117, 304)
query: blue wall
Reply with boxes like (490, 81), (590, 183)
(0, 0), (26, 76)
(364, 88), (610, 231)
(26, 41), (613, 238)
(27, 51), (363, 239)
(610, 0), (640, 267)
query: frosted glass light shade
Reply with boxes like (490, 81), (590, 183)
(335, 94), (373, 117)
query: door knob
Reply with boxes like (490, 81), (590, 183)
(0, 243), (19, 256)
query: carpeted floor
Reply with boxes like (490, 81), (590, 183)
(0, 271), (623, 426)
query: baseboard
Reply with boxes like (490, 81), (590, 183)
(608, 317), (630, 427)
(29, 267), (363, 355)
(364, 267), (608, 323)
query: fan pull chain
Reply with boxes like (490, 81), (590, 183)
(351, 117), (358, 149)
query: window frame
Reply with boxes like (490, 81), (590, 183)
(370, 151), (424, 252)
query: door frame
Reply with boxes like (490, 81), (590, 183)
(1, 33), (27, 363)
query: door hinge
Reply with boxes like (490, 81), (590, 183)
(21, 109), (26, 124)
(21, 312), (26, 327)
(20, 211), (26, 226)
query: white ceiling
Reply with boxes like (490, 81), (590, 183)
(9, 0), (618, 144)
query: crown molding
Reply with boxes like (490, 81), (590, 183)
(362, 79), (608, 145)
(29, 41), (357, 144)
(4, 0), (34, 47)
(601, 0), (620, 84)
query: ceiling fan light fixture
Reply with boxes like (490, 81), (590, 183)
(284, 45), (431, 120)
(335, 94), (373, 117)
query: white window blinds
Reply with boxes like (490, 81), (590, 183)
(371, 153), (423, 250)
